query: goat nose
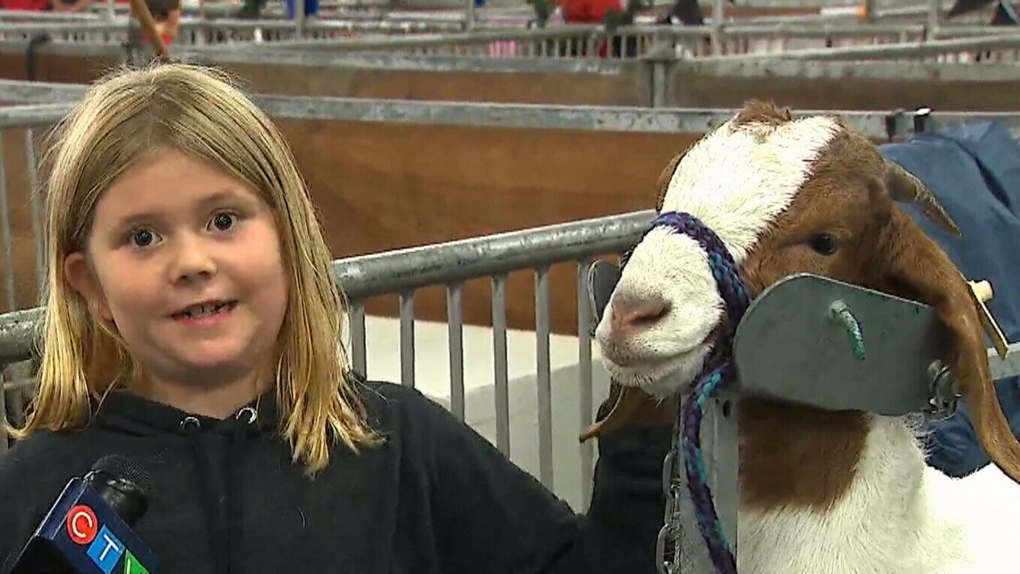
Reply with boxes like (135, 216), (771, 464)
(609, 294), (670, 335)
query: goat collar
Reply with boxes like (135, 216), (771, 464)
(653, 210), (750, 574)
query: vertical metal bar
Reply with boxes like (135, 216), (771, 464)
(0, 132), (16, 312)
(296, 0), (307, 37)
(926, 0), (940, 41)
(492, 274), (510, 455)
(447, 282), (465, 421)
(464, 0), (476, 31)
(399, 291), (415, 389)
(24, 129), (43, 297)
(651, 60), (668, 108)
(711, 0), (724, 56)
(577, 259), (594, 509)
(649, 29), (669, 108)
(535, 266), (554, 490)
(708, 396), (740, 551)
(350, 301), (367, 376)
(0, 370), (8, 455)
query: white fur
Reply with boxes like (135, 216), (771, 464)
(739, 417), (1020, 573)
(596, 115), (840, 395)
(595, 112), (1020, 573)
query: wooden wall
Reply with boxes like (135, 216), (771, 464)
(0, 113), (700, 335)
(0, 48), (649, 106)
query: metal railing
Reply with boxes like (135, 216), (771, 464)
(4, 15), (1020, 61)
(0, 18), (467, 42)
(5, 82), (1020, 141)
(0, 205), (653, 510)
(0, 98), (666, 508)
(708, 32), (1020, 63)
(219, 22), (933, 59)
(4, 90), (1020, 515)
(4, 95), (1020, 327)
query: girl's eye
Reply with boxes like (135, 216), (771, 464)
(130, 228), (158, 248)
(210, 212), (238, 232)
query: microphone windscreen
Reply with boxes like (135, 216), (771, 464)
(91, 455), (154, 496)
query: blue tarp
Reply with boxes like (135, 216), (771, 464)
(880, 121), (1020, 477)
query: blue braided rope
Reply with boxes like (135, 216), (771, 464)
(829, 301), (866, 360)
(681, 365), (735, 569)
(647, 211), (751, 574)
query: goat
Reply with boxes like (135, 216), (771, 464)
(583, 100), (1020, 573)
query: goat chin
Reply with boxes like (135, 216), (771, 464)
(600, 347), (709, 400)
(622, 373), (685, 399)
(738, 415), (1020, 574)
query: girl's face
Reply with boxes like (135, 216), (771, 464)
(64, 149), (290, 401)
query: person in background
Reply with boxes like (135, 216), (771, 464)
(555, 0), (644, 57)
(0, 0), (43, 9)
(53, 0), (92, 13)
(148, 0), (182, 47)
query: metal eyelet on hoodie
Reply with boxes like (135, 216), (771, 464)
(236, 406), (257, 425)
(180, 416), (201, 431)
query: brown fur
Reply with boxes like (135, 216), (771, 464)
(592, 99), (1020, 513)
(736, 125), (889, 510)
(729, 100), (794, 130)
(654, 151), (684, 213)
(594, 382), (675, 429)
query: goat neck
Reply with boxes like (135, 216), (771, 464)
(737, 401), (967, 573)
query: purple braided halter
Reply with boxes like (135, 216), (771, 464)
(644, 211), (751, 574)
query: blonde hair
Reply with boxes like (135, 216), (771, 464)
(10, 62), (380, 473)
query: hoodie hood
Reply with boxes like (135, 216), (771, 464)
(92, 390), (280, 438)
(93, 390), (278, 574)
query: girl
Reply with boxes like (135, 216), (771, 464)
(0, 63), (671, 574)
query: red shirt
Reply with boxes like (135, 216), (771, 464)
(559, 0), (622, 57)
(141, 32), (175, 47)
(560, 0), (620, 23)
(1, 0), (51, 11)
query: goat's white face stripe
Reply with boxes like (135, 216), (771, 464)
(596, 115), (841, 395)
(660, 116), (842, 262)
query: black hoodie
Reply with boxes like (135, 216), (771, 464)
(0, 377), (671, 574)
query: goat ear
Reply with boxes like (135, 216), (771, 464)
(882, 207), (1020, 483)
(579, 383), (674, 443)
(655, 151), (685, 212)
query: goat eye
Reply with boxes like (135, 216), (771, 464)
(808, 233), (837, 255)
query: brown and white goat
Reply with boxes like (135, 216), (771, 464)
(586, 101), (1020, 573)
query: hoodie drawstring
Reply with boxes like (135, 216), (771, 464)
(181, 407), (257, 574)
(228, 408), (255, 573)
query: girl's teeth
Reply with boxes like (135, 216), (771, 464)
(184, 303), (227, 318)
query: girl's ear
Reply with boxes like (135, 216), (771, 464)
(64, 252), (113, 322)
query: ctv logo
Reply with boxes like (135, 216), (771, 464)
(66, 505), (150, 574)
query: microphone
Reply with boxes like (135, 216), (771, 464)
(7, 455), (160, 574)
